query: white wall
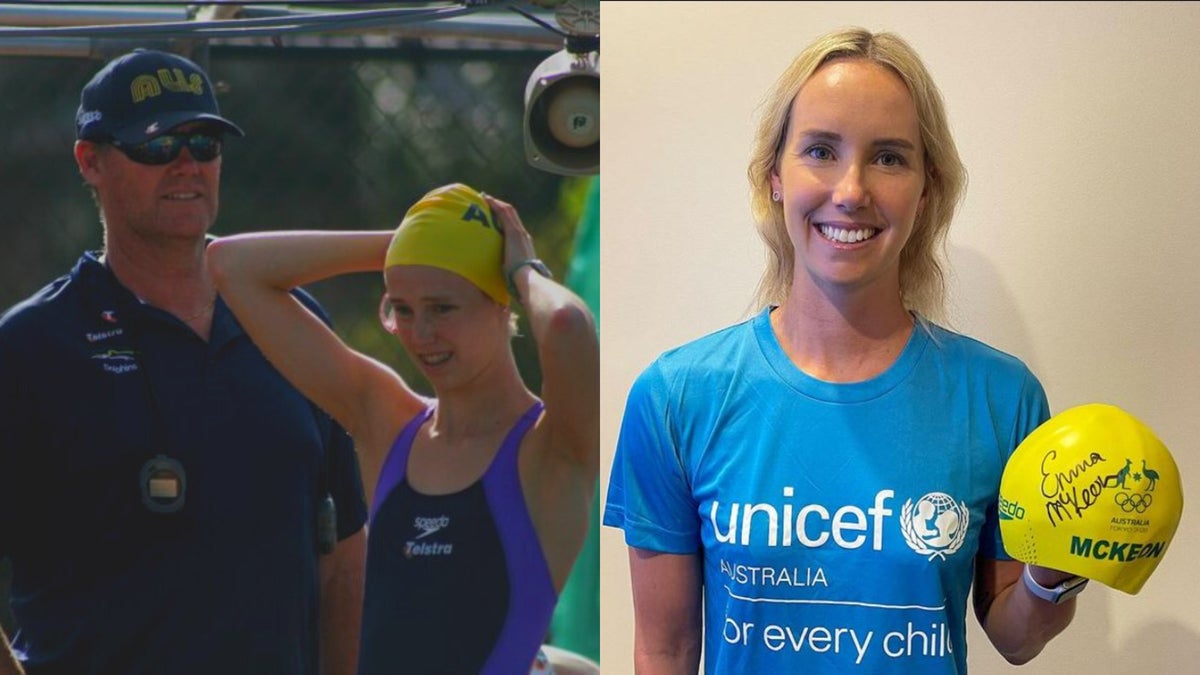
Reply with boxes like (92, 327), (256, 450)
(600, 2), (1200, 672)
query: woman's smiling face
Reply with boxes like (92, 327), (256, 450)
(771, 58), (927, 298)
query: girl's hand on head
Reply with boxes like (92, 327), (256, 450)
(483, 193), (537, 270)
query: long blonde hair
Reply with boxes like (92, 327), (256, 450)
(747, 27), (967, 321)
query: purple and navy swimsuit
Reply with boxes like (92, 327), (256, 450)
(358, 401), (556, 674)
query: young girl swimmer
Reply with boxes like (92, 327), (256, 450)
(208, 184), (598, 674)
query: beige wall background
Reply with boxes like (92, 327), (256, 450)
(600, 1), (1200, 672)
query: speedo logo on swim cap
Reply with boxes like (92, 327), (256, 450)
(998, 496), (1026, 521)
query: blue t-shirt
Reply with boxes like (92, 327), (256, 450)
(604, 308), (1049, 674)
(0, 251), (367, 675)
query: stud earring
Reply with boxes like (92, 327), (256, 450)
(771, 191), (781, 202)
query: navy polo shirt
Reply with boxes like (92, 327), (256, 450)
(0, 251), (367, 675)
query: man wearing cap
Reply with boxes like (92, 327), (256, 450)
(0, 49), (367, 674)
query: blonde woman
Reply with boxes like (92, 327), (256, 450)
(604, 28), (1081, 674)
(209, 184), (598, 674)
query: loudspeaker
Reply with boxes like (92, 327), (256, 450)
(523, 48), (599, 176)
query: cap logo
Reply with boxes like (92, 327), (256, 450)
(461, 203), (498, 232)
(130, 68), (204, 103)
(998, 403), (1182, 595)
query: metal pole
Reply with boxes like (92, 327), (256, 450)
(0, 4), (189, 27)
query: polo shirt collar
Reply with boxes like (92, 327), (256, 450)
(71, 249), (247, 352)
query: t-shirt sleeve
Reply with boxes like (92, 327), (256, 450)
(603, 360), (700, 554)
(981, 369), (1051, 560)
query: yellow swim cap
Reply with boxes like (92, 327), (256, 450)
(999, 403), (1183, 594)
(385, 183), (509, 305)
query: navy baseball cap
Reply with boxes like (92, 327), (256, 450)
(76, 49), (244, 144)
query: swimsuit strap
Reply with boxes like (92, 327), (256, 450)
(369, 406), (434, 525)
(369, 401), (541, 525)
(490, 400), (545, 468)
(480, 399), (557, 673)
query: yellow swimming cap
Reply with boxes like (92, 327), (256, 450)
(998, 403), (1183, 594)
(385, 183), (509, 305)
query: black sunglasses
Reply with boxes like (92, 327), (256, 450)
(110, 133), (223, 166)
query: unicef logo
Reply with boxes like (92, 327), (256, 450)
(901, 492), (970, 561)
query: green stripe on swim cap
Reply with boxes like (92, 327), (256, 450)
(385, 183), (509, 305)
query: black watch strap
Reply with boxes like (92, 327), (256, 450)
(505, 258), (552, 300)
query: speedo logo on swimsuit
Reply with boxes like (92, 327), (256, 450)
(709, 488), (971, 560)
(405, 515), (453, 558)
(413, 515), (450, 539)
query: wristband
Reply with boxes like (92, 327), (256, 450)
(1022, 564), (1088, 605)
(505, 258), (552, 301)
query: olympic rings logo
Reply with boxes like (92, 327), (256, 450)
(1114, 491), (1152, 513)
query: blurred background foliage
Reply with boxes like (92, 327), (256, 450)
(0, 30), (589, 635)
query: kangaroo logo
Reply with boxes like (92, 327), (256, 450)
(1109, 456), (1161, 492)
(901, 492), (970, 561)
(1114, 458), (1133, 488)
